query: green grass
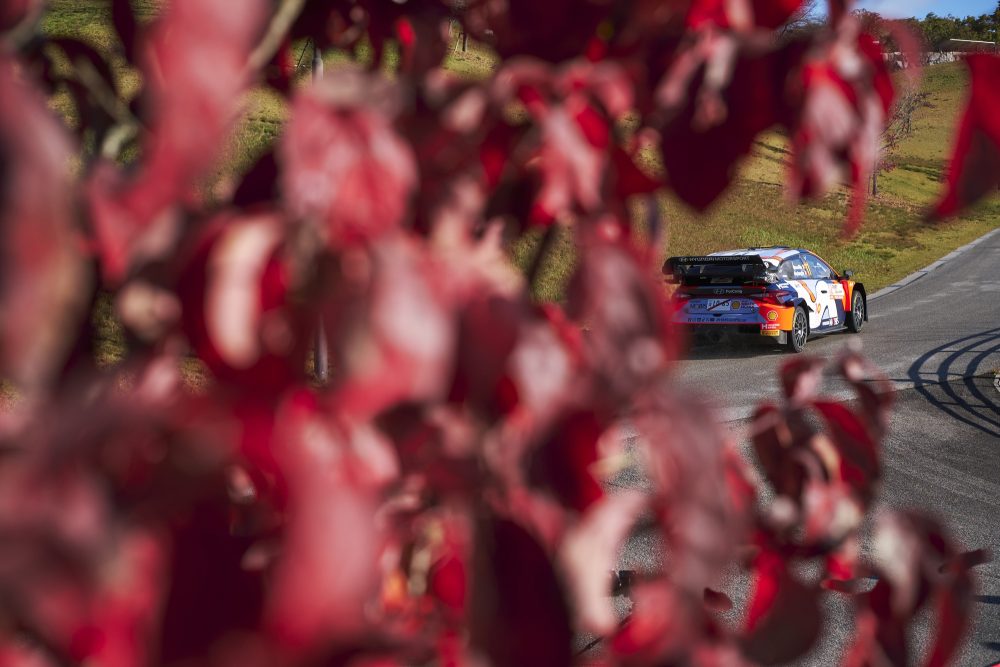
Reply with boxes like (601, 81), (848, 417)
(0, 3), (989, 407)
(518, 62), (998, 301)
(37, 3), (1000, 307)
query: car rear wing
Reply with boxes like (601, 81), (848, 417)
(662, 255), (769, 284)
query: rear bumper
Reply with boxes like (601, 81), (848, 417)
(683, 324), (786, 344)
(673, 302), (796, 336)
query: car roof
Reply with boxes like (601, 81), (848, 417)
(709, 247), (801, 262)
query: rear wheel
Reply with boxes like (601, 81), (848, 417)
(786, 307), (808, 353)
(847, 291), (865, 333)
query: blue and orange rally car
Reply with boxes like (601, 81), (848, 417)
(663, 247), (868, 353)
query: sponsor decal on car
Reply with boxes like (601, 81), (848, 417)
(761, 329), (781, 336)
(794, 280), (817, 303)
(688, 299), (731, 311)
(730, 300), (741, 310)
(766, 310), (778, 321)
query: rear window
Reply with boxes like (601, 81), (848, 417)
(778, 258), (807, 280)
(683, 263), (761, 277)
(664, 255), (771, 286)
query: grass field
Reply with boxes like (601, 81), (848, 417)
(516, 63), (1000, 300)
(40, 0), (1000, 306)
(0, 2), (992, 407)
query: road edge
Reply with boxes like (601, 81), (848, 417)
(869, 226), (1000, 301)
(693, 226), (1000, 424)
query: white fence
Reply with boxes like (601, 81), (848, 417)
(883, 51), (980, 69)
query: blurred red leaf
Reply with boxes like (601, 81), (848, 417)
(489, 59), (634, 226)
(280, 69), (418, 249)
(845, 511), (981, 667)
(469, 516), (573, 667)
(931, 54), (1000, 219)
(742, 549), (822, 664)
(0, 2), (987, 665)
(0, 0), (43, 36)
(530, 411), (607, 512)
(326, 234), (455, 419)
(611, 580), (702, 662)
(177, 211), (312, 394)
(567, 240), (678, 404)
(0, 55), (88, 392)
(87, 0), (267, 282)
(158, 498), (267, 663)
(687, 0), (803, 30)
(267, 393), (394, 650)
(611, 144), (664, 199)
(462, 0), (612, 63)
(658, 45), (797, 211)
(787, 29), (894, 237)
(558, 492), (646, 634)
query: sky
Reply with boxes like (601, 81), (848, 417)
(856, 0), (998, 19)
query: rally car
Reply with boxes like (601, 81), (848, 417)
(663, 247), (868, 353)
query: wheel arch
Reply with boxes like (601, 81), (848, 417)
(787, 297), (811, 324)
(852, 282), (869, 322)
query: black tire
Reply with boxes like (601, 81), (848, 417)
(847, 291), (865, 333)
(786, 307), (808, 353)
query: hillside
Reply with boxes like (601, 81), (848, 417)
(518, 62), (1000, 300)
(38, 3), (999, 301)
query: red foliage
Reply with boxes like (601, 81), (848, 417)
(87, 0), (268, 282)
(0, 0), (989, 665)
(280, 70), (419, 248)
(0, 0), (43, 35)
(176, 211), (313, 394)
(0, 55), (86, 391)
(931, 54), (1000, 219)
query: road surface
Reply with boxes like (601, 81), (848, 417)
(676, 228), (1000, 423)
(607, 228), (1000, 665)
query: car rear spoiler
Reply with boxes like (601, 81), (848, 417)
(662, 255), (767, 282)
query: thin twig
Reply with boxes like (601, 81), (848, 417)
(574, 635), (604, 657)
(295, 37), (313, 71)
(72, 56), (136, 129)
(247, 0), (307, 73)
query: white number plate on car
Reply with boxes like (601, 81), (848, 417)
(690, 299), (734, 311)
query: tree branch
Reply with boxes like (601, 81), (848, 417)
(247, 0), (307, 73)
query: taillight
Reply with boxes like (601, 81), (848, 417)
(752, 289), (794, 306)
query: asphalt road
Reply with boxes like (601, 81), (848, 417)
(675, 228), (1000, 423)
(603, 229), (1000, 665)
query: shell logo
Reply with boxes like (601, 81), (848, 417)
(766, 310), (778, 321)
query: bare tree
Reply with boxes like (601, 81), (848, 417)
(871, 86), (928, 196)
(778, 0), (823, 39)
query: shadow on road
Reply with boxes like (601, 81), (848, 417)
(682, 326), (856, 361)
(685, 340), (787, 360)
(906, 328), (1000, 439)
